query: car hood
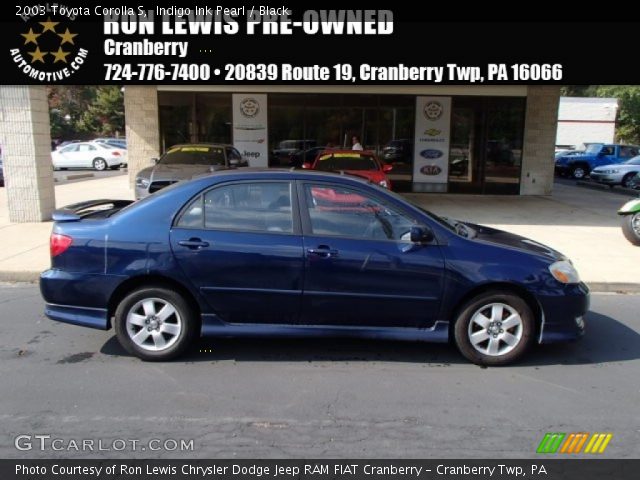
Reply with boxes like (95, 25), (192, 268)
(138, 163), (227, 182)
(464, 222), (564, 261)
(556, 153), (593, 164)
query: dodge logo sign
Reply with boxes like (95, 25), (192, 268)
(420, 165), (442, 176)
(420, 149), (444, 159)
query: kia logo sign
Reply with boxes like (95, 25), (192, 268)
(420, 149), (444, 159)
(420, 165), (442, 176)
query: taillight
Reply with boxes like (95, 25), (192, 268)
(50, 233), (72, 257)
(112, 151), (121, 156)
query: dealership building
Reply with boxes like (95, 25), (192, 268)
(0, 85), (559, 222)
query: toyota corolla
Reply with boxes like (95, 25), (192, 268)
(40, 170), (588, 365)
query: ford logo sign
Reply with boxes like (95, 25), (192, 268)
(420, 149), (444, 159)
(420, 165), (442, 176)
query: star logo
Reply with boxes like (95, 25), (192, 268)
(27, 47), (47, 63)
(39, 17), (59, 33)
(57, 28), (77, 46)
(50, 47), (70, 64)
(21, 28), (41, 45)
(11, 13), (88, 81)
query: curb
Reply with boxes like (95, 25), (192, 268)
(1, 272), (640, 294)
(0, 271), (41, 283)
(54, 173), (95, 183)
(575, 180), (639, 195)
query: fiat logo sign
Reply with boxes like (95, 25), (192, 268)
(420, 149), (444, 159)
(420, 165), (442, 176)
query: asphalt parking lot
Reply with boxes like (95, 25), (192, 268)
(1, 285), (639, 459)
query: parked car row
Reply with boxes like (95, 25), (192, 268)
(555, 143), (640, 185)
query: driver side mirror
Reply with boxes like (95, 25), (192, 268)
(229, 159), (240, 167)
(382, 164), (393, 173)
(302, 162), (312, 169)
(151, 157), (159, 164)
(410, 226), (434, 244)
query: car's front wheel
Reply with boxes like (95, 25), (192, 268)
(114, 287), (198, 361)
(570, 165), (589, 179)
(454, 291), (535, 366)
(621, 173), (637, 189)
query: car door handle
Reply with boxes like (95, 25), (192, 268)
(178, 238), (210, 249)
(307, 246), (339, 258)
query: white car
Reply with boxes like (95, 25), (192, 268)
(52, 142), (127, 171)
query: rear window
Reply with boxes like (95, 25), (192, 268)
(315, 153), (378, 171)
(160, 146), (225, 166)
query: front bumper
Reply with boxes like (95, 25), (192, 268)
(590, 172), (622, 184)
(554, 164), (570, 176)
(538, 282), (590, 343)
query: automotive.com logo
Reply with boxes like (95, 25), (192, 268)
(536, 432), (613, 454)
(10, 6), (88, 82)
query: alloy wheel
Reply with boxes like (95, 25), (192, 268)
(467, 303), (523, 357)
(125, 298), (182, 352)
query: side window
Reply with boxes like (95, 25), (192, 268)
(201, 182), (293, 233)
(78, 144), (96, 152)
(61, 145), (78, 153)
(226, 147), (242, 161)
(304, 184), (415, 241)
(176, 196), (204, 228)
(620, 146), (637, 158)
(601, 146), (615, 156)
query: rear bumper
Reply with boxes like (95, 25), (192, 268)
(538, 282), (590, 344)
(40, 269), (124, 330)
(44, 303), (109, 330)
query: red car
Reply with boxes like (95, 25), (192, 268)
(302, 150), (393, 190)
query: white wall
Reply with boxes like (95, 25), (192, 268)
(556, 97), (618, 147)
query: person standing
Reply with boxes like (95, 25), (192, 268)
(352, 136), (363, 151)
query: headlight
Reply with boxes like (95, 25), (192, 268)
(610, 169), (619, 174)
(378, 180), (389, 188)
(549, 260), (580, 284)
(136, 177), (150, 188)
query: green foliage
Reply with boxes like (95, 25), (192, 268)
(562, 85), (640, 144)
(47, 86), (124, 140)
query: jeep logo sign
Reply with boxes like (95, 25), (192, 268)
(420, 149), (444, 159)
(420, 165), (442, 176)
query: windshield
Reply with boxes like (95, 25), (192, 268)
(159, 146), (225, 166)
(315, 153), (378, 171)
(585, 143), (604, 154)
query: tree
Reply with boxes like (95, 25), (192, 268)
(47, 86), (124, 140)
(77, 86), (124, 136)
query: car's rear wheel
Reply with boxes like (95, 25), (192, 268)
(622, 172), (637, 189)
(93, 158), (107, 171)
(570, 165), (588, 179)
(454, 291), (535, 366)
(114, 287), (197, 361)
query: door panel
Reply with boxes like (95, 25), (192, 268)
(299, 183), (444, 328)
(170, 181), (304, 324)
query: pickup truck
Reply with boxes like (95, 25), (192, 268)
(555, 143), (640, 179)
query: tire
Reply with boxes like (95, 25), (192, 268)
(621, 213), (640, 246)
(453, 291), (535, 366)
(114, 287), (198, 361)
(570, 165), (589, 179)
(93, 158), (107, 171)
(621, 172), (637, 189)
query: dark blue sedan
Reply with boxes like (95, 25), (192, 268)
(40, 170), (589, 365)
